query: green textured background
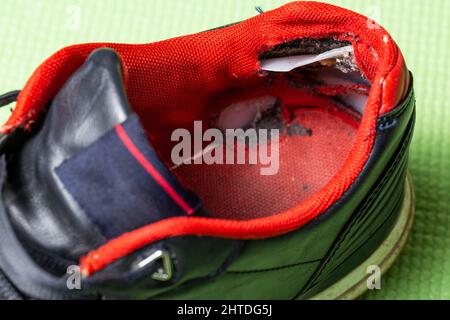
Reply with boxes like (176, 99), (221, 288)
(0, 0), (449, 300)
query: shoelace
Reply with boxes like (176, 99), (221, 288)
(0, 91), (20, 109)
(0, 91), (20, 152)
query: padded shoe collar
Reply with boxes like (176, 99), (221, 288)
(1, 49), (201, 271)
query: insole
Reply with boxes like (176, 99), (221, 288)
(174, 106), (359, 220)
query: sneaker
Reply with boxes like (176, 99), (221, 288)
(0, 2), (415, 300)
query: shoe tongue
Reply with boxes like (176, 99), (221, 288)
(56, 114), (202, 241)
(4, 49), (201, 261)
(54, 49), (202, 240)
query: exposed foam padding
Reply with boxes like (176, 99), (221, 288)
(260, 40), (371, 115)
(260, 45), (354, 72)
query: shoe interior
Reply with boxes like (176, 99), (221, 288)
(150, 38), (370, 220)
(6, 37), (372, 222)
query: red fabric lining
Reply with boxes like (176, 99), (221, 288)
(1, 2), (408, 275)
(314, 84), (371, 96)
(176, 105), (359, 220)
(115, 124), (195, 215)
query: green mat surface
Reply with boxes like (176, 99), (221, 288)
(0, 0), (448, 300)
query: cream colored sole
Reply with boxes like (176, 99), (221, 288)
(311, 173), (415, 300)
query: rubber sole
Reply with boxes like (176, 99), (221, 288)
(310, 173), (415, 300)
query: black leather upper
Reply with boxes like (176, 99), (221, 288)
(2, 49), (132, 264)
(0, 49), (238, 299)
(0, 47), (416, 300)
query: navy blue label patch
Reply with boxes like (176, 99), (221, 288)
(56, 115), (201, 239)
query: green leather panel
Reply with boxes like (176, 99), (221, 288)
(158, 260), (321, 300)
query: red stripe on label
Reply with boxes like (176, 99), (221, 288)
(115, 124), (194, 215)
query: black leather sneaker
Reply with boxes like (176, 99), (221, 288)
(0, 2), (415, 300)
